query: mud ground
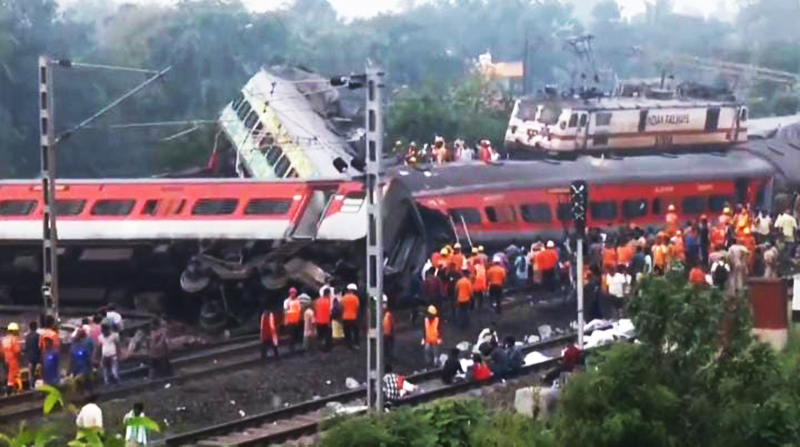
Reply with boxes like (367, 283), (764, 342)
(3, 291), (578, 441)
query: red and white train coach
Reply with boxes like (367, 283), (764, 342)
(0, 178), (426, 324)
(397, 151), (774, 247)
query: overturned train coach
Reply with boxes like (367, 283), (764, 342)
(396, 149), (777, 250)
(0, 177), (426, 329)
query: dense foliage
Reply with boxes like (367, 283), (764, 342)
(322, 272), (800, 446)
(1, 0), (799, 178)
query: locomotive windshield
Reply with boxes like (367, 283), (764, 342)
(514, 99), (562, 125)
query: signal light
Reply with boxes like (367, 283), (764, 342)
(570, 180), (588, 236)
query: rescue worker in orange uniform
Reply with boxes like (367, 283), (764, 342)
(422, 306), (442, 366)
(487, 260), (507, 314)
(537, 241), (559, 292)
(39, 316), (60, 354)
(479, 140), (494, 163)
(259, 310), (279, 359)
(602, 241), (618, 274)
(455, 272), (473, 328)
(734, 206), (752, 239)
(671, 230), (686, 264)
(315, 289), (333, 352)
(616, 240), (634, 268)
(476, 245), (489, 267)
(665, 204), (679, 236)
(472, 257), (487, 310)
(382, 295), (395, 360)
(283, 287), (302, 353)
(652, 234), (669, 274)
(342, 284), (361, 350)
(2, 323), (21, 394)
(450, 243), (466, 274)
(719, 206), (732, 228)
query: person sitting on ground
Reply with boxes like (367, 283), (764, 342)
(475, 323), (499, 356)
(441, 348), (464, 384)
(504, 336), (524, 374)
(468, 353), (493, 381)
(383, 364), (417, 403)
(487, 339), (511, 377)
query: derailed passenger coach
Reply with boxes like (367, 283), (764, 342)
(0, 177), (426, 327)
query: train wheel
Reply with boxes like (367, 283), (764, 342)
(199, 300), (227, 334)
(181, 265), (211, 294)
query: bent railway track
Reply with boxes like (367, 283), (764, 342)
(163, 330), (594, 446)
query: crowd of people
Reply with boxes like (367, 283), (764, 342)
(397, 137), (500, 166)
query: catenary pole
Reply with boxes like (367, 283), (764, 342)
(364, 65), (385, 412)
(38, 56), (59, 320)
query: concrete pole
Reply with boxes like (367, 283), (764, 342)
(38, 55), (60, 321)
(576, 239), (584, 348)
(365, 66), (385, 412)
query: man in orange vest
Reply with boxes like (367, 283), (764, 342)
(39, 315), (60, 354)
(342, 284), (361, 350)
(486, 260), (507, 314)
(421, 306), (441, 366)
(260, 310), (279, 359)
(538, 241), (560, 292)
(315, 289), (333, 352)
(283, 287), (302, 353)
(665, 204), (679, 236)
(382, 295), (395, 360)
(472, 259), (487, 310)
(3, 323), (21, 394)
(450, 243), (465, 274)
(455, 272), (473, 328)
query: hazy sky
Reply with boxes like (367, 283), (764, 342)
(61, 0), (736, 21)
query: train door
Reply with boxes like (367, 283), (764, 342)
(577, 112), (589, 150)
(289, 187), (337, 240)
(734, 177), (750, 206)
(638, 110), (648, 133)
(705, 107), (720, 132)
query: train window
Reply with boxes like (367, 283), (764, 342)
(244, 199), (292, 215)
(55, 199), (86, 216)
(590, 201), (618, 220)
(266, 146), (283, 165)
(520, 203), (552, 223)
(709, 195), (732, 213)
(740, 108), (748, 122)
(595, 113), (612, 126)
(237, 101), (252, 121)
(568, 114), (578, 128)
(141, 199), (159, 215)
(579, 114), (588, 127)
(485, 206), (517, 224)
(449, 208), (481, 225)
(274, 157), (291, 178)
(557, 203), (573, 222)
(192, 198), (238, 215)
(231, 92), (245, 111)
(286, 168), (299, 179)
(622, 199), (648, 219)
(0, 200), (36, 216)
(91, 199), (135, 216)
(244, 111), (259, 129)
(682, 196), (707, 214)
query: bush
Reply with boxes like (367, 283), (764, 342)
(470, 412), (555, 447)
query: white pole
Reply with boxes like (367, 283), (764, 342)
(576, 238), (584, 348)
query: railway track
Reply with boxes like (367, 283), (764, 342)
(0, 334), (262, 423)
(163, 330), (589, 446)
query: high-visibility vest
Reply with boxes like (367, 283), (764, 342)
(665, 212), (678, 234)
(2, 335), (20, 362)
(424, 317), (440, 345)
(473, 264), (487, 291)
(450, 254), (465, 272)
(315, 297), (331, 325)
(260, 313), (277, 345)
(383, 312), (393, 336)
(456, 277), (472, 303)
(603, 247), (617, 269)
(39, 329), (60, 352)
(342, 293), (359, 321)
(285, 299), (301, 325)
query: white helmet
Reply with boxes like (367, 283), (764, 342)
(347, 284), (358, 291)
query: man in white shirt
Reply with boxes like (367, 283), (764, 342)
(775, 210), (797, 244)
(606, 266), (631, 299)
(755, 210), (772, 243)
(76, 394), (103, 430)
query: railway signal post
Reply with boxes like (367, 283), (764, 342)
(570, 180), (588, 347)
(364, 65), (386, 412)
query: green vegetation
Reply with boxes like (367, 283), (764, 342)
(1, 0), (799, 178)
(321, 273), (800, 447)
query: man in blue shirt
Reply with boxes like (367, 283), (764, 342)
(71, 330), (94, 391)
